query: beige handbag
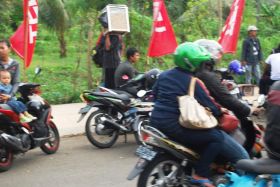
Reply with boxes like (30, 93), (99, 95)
(178, 77), (218, 129)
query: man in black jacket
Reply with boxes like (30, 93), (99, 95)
(241, 25), (263, 85)
(114, 47), (140, 96)
(195, 39), (258, 155)
(264, 81), (280, 159)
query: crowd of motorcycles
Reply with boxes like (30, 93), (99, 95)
(1, 67), (280, 187)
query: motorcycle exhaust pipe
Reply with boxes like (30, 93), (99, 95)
(102, 118), (129, 132)
(0, 133), (28, 152)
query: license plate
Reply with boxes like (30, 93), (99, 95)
(135, 145), (157, 161)
(79, 105), (92, 114)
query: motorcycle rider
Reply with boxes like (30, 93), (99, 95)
(150, 42), (248, 187)
(264, 80), (280, 160)
(194, 39), (259, 156)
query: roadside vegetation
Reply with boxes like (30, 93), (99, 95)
(1, 0), (279, 104)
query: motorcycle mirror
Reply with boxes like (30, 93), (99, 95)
(35, 67), (42, 75)
(257, 94), (266, 107)
(137, 90), (147, 98)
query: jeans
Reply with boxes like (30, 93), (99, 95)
(245, 64), (261, 85)
(219, 131), (249, 162)
(7, 100), (27, 114)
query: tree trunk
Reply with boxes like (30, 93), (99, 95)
(255, 0), (261, 24)
(86, 16), (94, 89)
(218, 0), (223, 33)
(58, 31), (67, 58)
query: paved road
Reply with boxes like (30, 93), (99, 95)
(0, 135), (139, 187)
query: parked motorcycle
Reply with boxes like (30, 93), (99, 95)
(0, 70), (60, 172)
(103, 68), (161, 102)
(78, 89), (153, 148)
(127, 125), (229, 187)
(218, 157), (280, 187)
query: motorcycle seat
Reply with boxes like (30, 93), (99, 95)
(109, 90), (134, 98)
(236, 158), (280, 174)
(91, 92), (131, 105)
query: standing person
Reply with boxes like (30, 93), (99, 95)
(114, 47), (140, 90)
(259, 43), (280, 95)
(0, 70), (36, 123)
(0, 39), (20, 101)
(241, 25), (263, 85)
(102, 29), (123, 89)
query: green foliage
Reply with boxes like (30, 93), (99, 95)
(3, 0), (280, 104)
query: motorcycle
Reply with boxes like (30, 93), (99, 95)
(218, 157), (280, 187)
(78, 89), (153, 148)
(99, 68), (161, 102)
(127, 125), (229, 187)
(215, 68), (266, 158)
(0, 70), (60, 172)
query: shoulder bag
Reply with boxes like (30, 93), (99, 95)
(178, 77), (218, 129)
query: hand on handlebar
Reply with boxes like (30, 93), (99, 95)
(251, 107), (264, 116)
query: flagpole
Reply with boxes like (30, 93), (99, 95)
(23, 0), (28, 82)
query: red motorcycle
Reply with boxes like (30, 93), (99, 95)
(0, 83), (60, 172)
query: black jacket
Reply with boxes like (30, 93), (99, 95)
(114, 61), (138, 87)
(264, 81), (280, 159)
(196, 69), (251, 119)
(102, 34), (122, 69)
(241, 37), (263, 65)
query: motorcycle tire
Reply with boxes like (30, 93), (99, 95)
(0, 147), (13, 172)
(85, 109), (119, 149)
(40, 121), (60, 154)
(137, 154), (186, 187)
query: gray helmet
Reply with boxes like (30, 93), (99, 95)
(194, 39), (223, 63)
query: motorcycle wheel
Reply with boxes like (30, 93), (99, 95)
(40, 121), (60, 154)
(0, 147), (13, 172)
(85, 109), (119, 149)
(138, 154), (188, 187)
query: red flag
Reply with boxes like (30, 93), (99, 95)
(10, 0), (38, 68)
(218, 0), (245, 54)
(148, 0), (177, 57)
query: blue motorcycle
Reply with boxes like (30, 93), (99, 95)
(218, 157), (280, 187)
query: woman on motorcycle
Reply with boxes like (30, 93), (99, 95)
(195, 39), (259, 156)
(150, 42), (248, 187)
(0, 39), (20, 100)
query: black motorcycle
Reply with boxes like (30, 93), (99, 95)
(78, 89), (153, 148)
(0, 82), (60, 172)
(127, 126), (228, 187)
(99, 68), (161, 102)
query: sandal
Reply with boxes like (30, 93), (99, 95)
(190, 178), (214, 187)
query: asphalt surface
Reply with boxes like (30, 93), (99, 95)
(0, 135), (139, 187)
(51, 102), (91, 137)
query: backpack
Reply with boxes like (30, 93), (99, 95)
(92, 33), (104, 68)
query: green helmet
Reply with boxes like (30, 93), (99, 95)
(174, 42), (212, 72)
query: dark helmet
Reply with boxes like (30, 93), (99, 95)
(145, 68), (161, 89)
(26, 100), (44, 117)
